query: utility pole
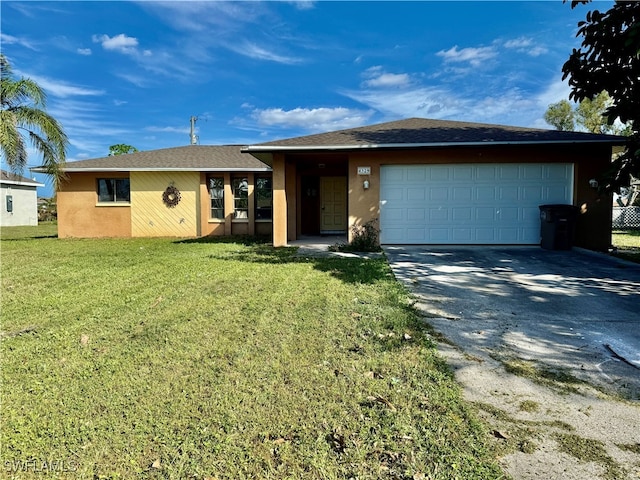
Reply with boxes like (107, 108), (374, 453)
(190, 116), (198, 145)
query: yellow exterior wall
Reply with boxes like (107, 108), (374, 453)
(57, 172), (131, 238)
(131, 171), (199, 238)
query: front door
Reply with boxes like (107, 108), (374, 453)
(320, 176), (347, 234)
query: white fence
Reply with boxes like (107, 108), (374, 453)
(612, 206), (640, 229)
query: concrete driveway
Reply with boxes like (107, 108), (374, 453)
(383, 246), (640, 398)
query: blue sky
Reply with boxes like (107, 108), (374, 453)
(2, 1), (610, 196)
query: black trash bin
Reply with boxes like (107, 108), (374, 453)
(539, 204), (579, 250)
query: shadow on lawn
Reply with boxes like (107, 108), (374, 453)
(175, 235), (392, 285)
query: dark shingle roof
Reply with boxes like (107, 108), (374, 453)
(52, 145), (270, 172)
(1, 169), (44, 186)
(246, 117), (626, 151)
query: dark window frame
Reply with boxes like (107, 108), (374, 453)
(232, 177), (249, 220)
(254, 176), (273, 220)
(207, 176), (225, 220)
(97, 178), (130, 203)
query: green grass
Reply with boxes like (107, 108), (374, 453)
(554, 433), (624, 480)
(0, 225), (504, 479)
(612, 230), (640, 263)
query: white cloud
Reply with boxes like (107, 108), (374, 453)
(146, 126), (190, 134)
(536, 77), (573, 109)
(504, 37), (533, 49)
(1, 33), (37, 50)
(343, 86), (466, 120)
(251, 107), (374, 132)
(46, 98), (130, 155)
(21, 72), (105, 98)
(436, 45), (497, 67)
(504, 37), (548, 57)
(227, 41), (302, 64)
(140, 2), (268, 33)
(77, 48), (92, 56)
(342, 73), (575, 129)
(362, 67), (410, 88)
(287, 1), (315, 10)
(92, 33), (150, 56)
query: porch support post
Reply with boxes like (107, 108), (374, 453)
(272, 154), (288, 247)
(286, 160), (297, 243)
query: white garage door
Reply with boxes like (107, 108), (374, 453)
(380, 163), (573, 244)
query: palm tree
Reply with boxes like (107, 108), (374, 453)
(0, 54), (68, 189)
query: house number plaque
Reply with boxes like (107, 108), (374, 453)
(357, 166), (371, 175)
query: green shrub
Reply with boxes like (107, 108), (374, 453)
(331, 219), (382, 252)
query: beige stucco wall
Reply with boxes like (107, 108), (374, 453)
(272, 155), (287, 247)
(131, 171), (199, 237)
(57, 172), (131, 238)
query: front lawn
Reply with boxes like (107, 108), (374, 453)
(0, 227), (503, 479)
(612, 230), (640, 263)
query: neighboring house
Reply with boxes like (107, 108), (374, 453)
(42, 118), (625, 250)
(1, 170), (45, 227)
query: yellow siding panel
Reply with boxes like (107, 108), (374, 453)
(131, 172), (199, 237)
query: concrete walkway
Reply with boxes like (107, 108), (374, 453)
(290, 236), (384, 259)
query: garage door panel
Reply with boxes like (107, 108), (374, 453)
(477, 186), (496, 201)
(523, 185), (544, 202)
(405, 166), (427, 182)
(476, 207), (495, 221)
(382, 207), (406, 224)
(381, 167), (404, 182)
(380, 163), (573, 244)
(429, 208), (448, 221)
(499, 165), (520, 180)
(477, 228), (496, 243)
(453, 187), (473, 202)
(429, 167), (450, 181)
(453, 166), (473, 181)
(407, 228), (427, 242)
(430, 188), (449, 201)
(499, 186), (519, 201)
(547, 185), (570, 200)
(477, 165), (497, 181)
(498, 228), (520, 243)
(407, 188), (425, 201)
(428, 229), (450, 242)
(523, 164), (545, 180)
(452, 228), (473, 242)
(453, 207), (472, 221)
(498, 207), (519, 222)
(407, 208), (425, 221)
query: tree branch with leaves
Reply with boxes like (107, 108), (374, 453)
(562, 1), (640, 191)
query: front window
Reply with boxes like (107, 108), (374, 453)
(232, 177), (248, 219)
(97, 178), (130, 203)
(255, 176), (272, 220)
(208, 176), (224, 220)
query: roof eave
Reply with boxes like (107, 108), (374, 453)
(31, 167), (272, 173)
(243, 139), (627, 154)
(1, 179), (45, 187)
